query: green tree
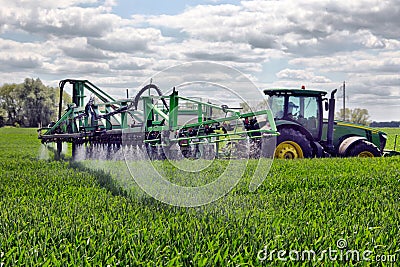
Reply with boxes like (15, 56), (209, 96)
(0, 78), (71, 127)
(0, 107), (6, 127)
(350, 108), (370, 125)
(0, 83), (25, 125)
(335, 108), (370, 125)
(20, 78), (57, 127)
(335, 108), (351, 121)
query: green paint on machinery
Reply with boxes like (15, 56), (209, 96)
(264, 87), (400, 158)
(38, 79), (278, 159)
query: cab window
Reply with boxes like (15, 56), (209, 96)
(288, 96), (320, 138)
(268, 95), (285, 119)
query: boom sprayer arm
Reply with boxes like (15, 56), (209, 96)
(39, 79), (279, 160)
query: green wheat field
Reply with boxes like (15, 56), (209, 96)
(0, 127), (399, 266)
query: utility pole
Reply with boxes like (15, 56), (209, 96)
(342, 81), (346, 121)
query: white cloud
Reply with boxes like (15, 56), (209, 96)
(0, 2), (122, 38)
(289, 50), (400, 76)
(59, 37), (113, 60)
(276, 68), (331, 83)
(109, 56), (154, 70)
(146, 0), (400, 57)
(0, 0), (99, 9)
(87, 27), (165, 53)
(0, 39), (52, 71)
(0, 0), (399, 121)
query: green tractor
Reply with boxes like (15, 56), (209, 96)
(264, 87), (392, 159)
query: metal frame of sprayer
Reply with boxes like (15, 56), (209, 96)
(38, 79), (278, 160)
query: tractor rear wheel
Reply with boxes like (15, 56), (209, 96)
(275, 128), (313, 159)
(346, 140), (381, 157)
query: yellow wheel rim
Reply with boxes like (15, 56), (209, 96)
(275, 141), (304, 159)
(358, 151), (375, 157)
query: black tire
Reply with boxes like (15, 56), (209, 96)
(346, 140), (381, 157)
(275, 128), (313, 159)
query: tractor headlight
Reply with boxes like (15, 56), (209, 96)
(380, 133), (387, 151)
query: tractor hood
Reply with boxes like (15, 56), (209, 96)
(334, 120), (384, 134)
(323, 120), (387, 152)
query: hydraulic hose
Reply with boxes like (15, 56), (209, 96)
(132, 84), (169, 111)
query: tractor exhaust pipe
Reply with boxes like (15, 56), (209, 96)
(327, 89), (337, 154)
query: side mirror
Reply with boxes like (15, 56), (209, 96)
(323, 98), (329, 111)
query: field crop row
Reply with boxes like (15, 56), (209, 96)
(0, 127), (399, 266)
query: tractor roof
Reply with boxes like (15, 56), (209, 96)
(264, 88), (327, 97)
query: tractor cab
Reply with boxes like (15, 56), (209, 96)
(264, 88), (327, 141)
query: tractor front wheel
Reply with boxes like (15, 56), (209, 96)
(347, 140), (381, 157)
(275, 128), (313, 159)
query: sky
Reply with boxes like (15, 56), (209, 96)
(0, 0), (399, 121)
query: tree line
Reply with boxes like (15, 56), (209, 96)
(370, 121), (400, 127)
(335, 108), (371, 125)
(0, 78), (71, 127)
